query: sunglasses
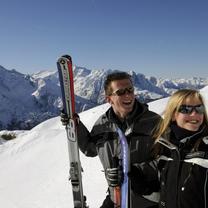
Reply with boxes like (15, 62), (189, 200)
(178, 104), (205, 114)
(111, 87), (134, 96)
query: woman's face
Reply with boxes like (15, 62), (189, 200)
(173, 96), (205, 131)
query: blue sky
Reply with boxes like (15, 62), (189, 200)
(0, 0), (208, 78)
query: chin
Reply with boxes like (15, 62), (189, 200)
(124, 107), (133, 112)
(186, 126), (200, 132)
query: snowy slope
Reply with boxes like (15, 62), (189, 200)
(0, 87), (207, 208)
(0, 116), (106, 208)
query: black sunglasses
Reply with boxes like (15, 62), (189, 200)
(178, 104), (205, 114)
(111, 87), (134, 96)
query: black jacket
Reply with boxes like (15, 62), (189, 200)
(155, 124), (208, 208)
(77, 99), (161, 208)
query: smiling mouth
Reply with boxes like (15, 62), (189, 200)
(186, 120), (200, 124)
(122, 100), (133, 105)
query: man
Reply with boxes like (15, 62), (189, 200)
(61, 72), (161, 208)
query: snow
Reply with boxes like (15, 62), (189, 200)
(0, 87), (207, 208)
(1, 65), (208, 129)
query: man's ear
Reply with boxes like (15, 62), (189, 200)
(106, 96), (113, 104)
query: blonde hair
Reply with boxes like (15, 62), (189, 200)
(154, 89), (208, 140)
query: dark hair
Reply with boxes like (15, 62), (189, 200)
(104, 71), (132, 95)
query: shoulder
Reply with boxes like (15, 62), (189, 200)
(197, 125), (208, 150)
(134, 103), (162, 133)
(94, 112), (108, 125)
(136, 101), (162, 121)
(156, 137), (177, 150)
(91, 111), (115, 136)
(198, 136), (208, 151)
(202, 136), (208, 145)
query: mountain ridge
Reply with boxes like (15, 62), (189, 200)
(0, 65), (207, 130)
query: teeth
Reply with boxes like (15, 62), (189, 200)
(188, 120), (198, 124)
(123, 101), (131, 104)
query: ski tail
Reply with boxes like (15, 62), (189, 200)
(57, 55), (88, 208)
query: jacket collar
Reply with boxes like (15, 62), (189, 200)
(162, 123), (208, 150)
(106, 99), (147, 133)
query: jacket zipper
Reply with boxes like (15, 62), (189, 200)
(175, 148), (181, 208)
(180, 165), (193, 192)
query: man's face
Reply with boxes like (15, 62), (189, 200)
(106, 79), (135, 119)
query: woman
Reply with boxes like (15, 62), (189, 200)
(153, 89), (208, 208)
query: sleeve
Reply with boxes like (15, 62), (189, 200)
(76, 121), (98, 157)
(130, 160), (160, 195)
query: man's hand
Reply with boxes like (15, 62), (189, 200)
(60, 110), (69, 126)
(105, 166), (124, 187)
(60, 110), (80, 126)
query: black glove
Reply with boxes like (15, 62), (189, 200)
(60, 110), (69, 126)
(105, 166), (124, 187)
(60, 110), (79, 126)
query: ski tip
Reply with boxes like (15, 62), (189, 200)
(61, 54), (72, 60)
(57, 55), (72, 65)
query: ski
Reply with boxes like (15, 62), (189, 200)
(57, 55), (87, 208)
(116, 127), (129, 208)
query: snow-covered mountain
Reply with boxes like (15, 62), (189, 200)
(0, 64), (207, 130)
(0, 86), (207, 208)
